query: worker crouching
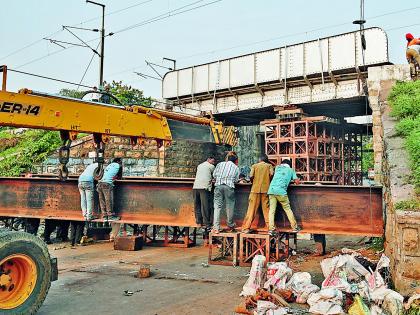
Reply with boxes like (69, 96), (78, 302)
(97, 158), (123, 222)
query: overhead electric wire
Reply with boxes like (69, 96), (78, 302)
(0, 29), (63, 61)
(111, 0), (222, 35)
(77, 41), (101, 90)
(7, 69), (93, 89)
(79, 0), (155, 25)
(0, 0), (156, 62)
(12, 0), (222, 70)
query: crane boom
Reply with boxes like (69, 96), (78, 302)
(0, 66), (237, 179)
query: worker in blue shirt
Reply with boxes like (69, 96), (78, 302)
(78, 162), (99, 221)
(267, 158), (301, 236)
(97, 158), (123, 222)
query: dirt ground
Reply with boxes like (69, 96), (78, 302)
(38, 235), (374, 315)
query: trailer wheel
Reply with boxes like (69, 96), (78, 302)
(0, 231), (52, 315)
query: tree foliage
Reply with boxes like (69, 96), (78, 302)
(59, 80), (152, 106)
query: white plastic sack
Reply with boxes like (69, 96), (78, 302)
(286, 272), (311, 291)
(240, 255), (266, 296)
(266, 308), (289, 315)
(296, 284), (320, 304)
(322, 271), (353, 293)
(307, 288), (344, 315)
(255, 300), (278, 315)
(370, 287), (403, 304)
(370, 304), (384, 315)
(321, 255), (369, 281)
(366, 254), (390, 290)
(264, 262), (293, 290)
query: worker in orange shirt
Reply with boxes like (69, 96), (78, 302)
(406, 33), (420, 67)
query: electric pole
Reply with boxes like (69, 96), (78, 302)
(87, 0), (105, 88)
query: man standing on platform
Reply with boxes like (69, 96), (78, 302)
(267, 158), (301, 236)
(193, 156), (216, 232)
(212, 154), (240, 233)
(241, 155), (274, 234)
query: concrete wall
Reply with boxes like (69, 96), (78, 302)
(367, 64), (419, 294)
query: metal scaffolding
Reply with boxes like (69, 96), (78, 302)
(262, 110), (362, 185)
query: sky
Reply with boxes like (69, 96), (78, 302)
(1, 0), (419, 99)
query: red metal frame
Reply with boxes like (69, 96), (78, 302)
(264, 119), (362, 185)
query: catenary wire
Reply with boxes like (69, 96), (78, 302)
(0, 0), (157, 61)
(7, 69), (94, 89)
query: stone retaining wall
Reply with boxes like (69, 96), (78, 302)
(36, 135), (228, 178)
(367, 64), (419, 294)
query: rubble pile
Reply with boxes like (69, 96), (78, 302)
(235, 250), (418, 315)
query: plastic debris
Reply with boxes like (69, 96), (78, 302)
(307, 288), (344, 315)
(240, 255), (266, 296)
(255, 300), (278, 315)
(123, 290), (133, 296)
(264, 262), (293, 290)
(321, 254), (369, 282)
(348, 295), (370, 315)
(404, 293), (420, 310)
(286, 272), (320, 304)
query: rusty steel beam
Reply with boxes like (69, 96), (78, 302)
(0, 177), (383, 236)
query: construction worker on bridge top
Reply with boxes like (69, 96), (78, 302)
(406, 33), (420, 67)
(241, 154), (274, 234)
(267, 158), (301, 236)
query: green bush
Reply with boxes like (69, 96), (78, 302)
(395, 199), (420, 211)
(388, 81), (420, 194)
(0, 130), (61, 176)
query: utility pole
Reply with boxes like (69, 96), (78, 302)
(87, 0), (105, 88)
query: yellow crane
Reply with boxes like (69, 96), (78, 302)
(0, 65), (236, 179)
(0, 65), (237, 313)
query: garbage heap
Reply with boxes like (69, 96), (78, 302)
(235, 250), (420, 315)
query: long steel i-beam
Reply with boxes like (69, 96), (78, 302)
(0, 177), (383, 236)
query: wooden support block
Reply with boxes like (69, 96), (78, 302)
(114, 235), (143, 251)
(146, 225), (197, 248)
(239, 232), (290, 267)
(208, 231), (239, 266)
(86, 227), (112, 241)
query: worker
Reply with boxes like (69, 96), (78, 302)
(83, 86), (101, 102)
(193, 156), (216, 232)
(97, 158), (123, 222)
(241, 154), (274, 234)
(69, 220), (84, 246)
(225, 151), (237, 161)
(406, 33), (420, 67)
(314, 234), (326, 256)
(100, 85), (111, 104)
(212, 154), (240, 233)
(78, 162), (99, 221)
(267, 158), (301, 236)
(43, 219), (57, 244)
(56, 221), (70, 242)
